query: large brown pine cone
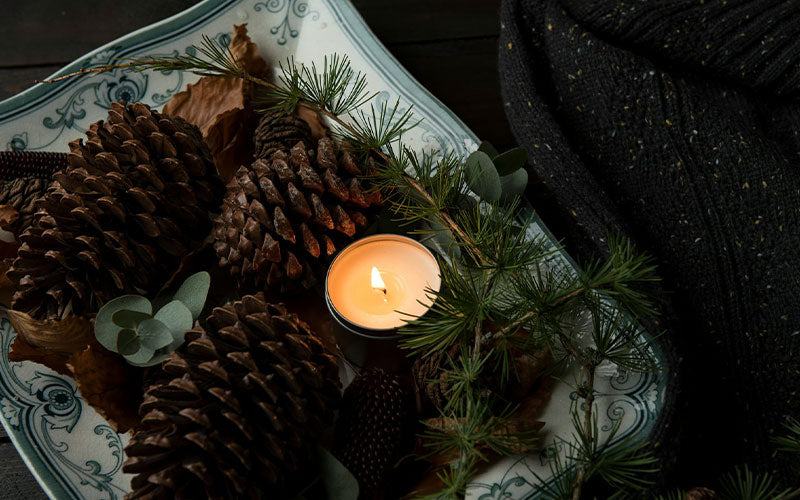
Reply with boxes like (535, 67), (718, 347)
(253, 110), (312, 161)
(212, 137), (383, 293)
(123, 294), (341, 499)
(334, 369), (412, 499)
(6, 101), (224, 319)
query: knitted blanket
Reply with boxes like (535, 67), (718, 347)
(499, 0), (800, 488)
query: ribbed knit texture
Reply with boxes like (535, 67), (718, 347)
(499, 0), (800, 488)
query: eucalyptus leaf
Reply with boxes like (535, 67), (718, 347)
(173, 271), (211, 320)
(465, 150), (501, 203)
(492, 147), (528, 176)
(136, 318), (174, 351)
(419, 218), (461, 261)
(317, 447), (359, 500)
(499, 167), (529, 202)
(477, 140), (499, 159)
(454, 192), (479, 212)
(95, 295), (152, 352)
(126, 351), (170, 368)
(123, 344), (156, 365)
(378, 204), (413, 236)
(111, 309), (152, 330)
(116, 329), (140, 356)
(154, 300), (194, 350)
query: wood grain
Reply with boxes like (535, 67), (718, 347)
(0, 1), (198, 68)
(0, 66), (66, 103)
(350, 0), (500, 42)
(0, 441), (47, 499)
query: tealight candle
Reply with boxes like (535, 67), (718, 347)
(325, 234), (441, 369)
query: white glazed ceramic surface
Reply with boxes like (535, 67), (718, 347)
(0, 1), (665, 498)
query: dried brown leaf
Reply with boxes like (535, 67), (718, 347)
(7, 326), (71, 375)
(297, 106), (329, 140)
(687, 487), (720, 500)
(0, 205), (18, 229)
(0, 258), (15, 307)
(5, 308), (93, 356)
(67, 342), (144, 433)
(505, 346), (553, 400)
(0, 206), (20, 267)
(163, 24), (269, 182)
(156, 231), (215, 296)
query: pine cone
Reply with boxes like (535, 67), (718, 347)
(412, 342), (550, 414)
(686, 487), (720, 500)
(0, 150), (68, 180)
(213, 136), (383, 293)
(0, 151), (67, 233)
(411, 345), (460, 413)
(253, 110), (312, 161)
(123, 294), (340, 499)
(7, 101), (224, 319)
(334, 369), (412, 498)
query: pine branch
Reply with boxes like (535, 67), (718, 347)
(719, 465), (794, 500)
(572, 363), (596, 500)
(38, 35), (247, 83)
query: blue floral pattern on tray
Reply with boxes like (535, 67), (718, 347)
(255, 0), (320, 45)
(0, 319), (130, 499)
(0, 1), (666, 498)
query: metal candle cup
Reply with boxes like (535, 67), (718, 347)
(325, 234), (441, 371)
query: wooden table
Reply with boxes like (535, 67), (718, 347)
(0, 1), (510, 496)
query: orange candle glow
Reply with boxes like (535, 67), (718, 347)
(326, 234), (441, 331)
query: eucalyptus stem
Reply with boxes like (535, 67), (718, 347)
(572, 362), (597, 500)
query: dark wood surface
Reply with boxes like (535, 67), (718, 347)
(0, 1), (508, 497)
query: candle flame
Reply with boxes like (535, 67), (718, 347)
(371, 266), (386, 292)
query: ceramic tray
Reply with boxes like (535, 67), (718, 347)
(0, 1), (665, 498)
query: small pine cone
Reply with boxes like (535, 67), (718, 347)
(334, 369), (412, 498)
(253, 110), (312, 161)
(7, 101), (224, 319)
(686, 487), (720, 500)
(213, 137), (383, 294)
(123, 294), (341, 499)
(0, 150), (68, 180)
(411, 346), (460, 413)
(0, 151), (67, 233)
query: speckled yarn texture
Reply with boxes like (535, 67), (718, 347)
(499, 0), (800, 487)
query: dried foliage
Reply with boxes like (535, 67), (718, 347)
(67, 341), (144, 432)
(163, 24), (269, 182)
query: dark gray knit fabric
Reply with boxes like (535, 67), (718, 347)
(499, 0), (800, 487)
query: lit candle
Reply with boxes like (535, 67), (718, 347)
(325, 234), (441, 369)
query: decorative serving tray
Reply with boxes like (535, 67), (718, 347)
(0, 1), (665, 498)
